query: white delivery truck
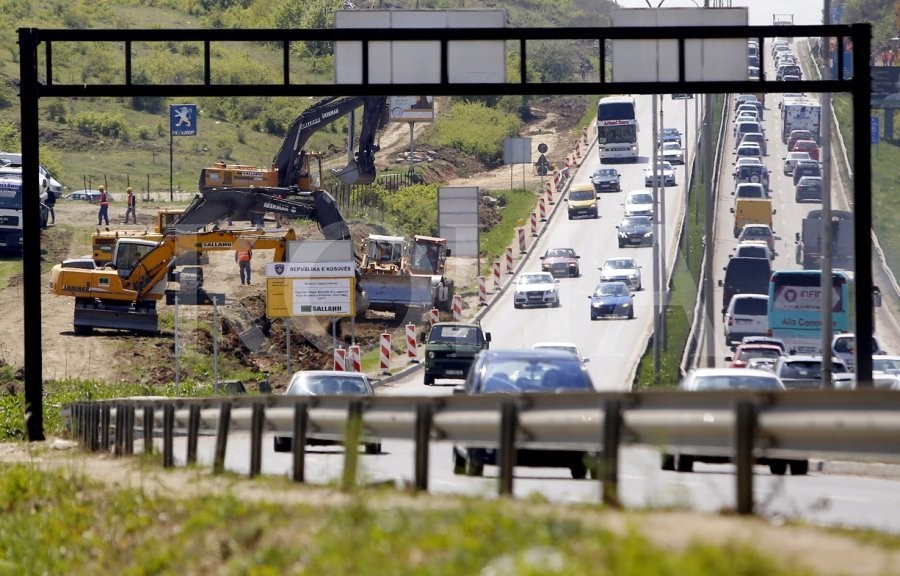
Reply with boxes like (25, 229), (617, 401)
(780, 96), (821, 143)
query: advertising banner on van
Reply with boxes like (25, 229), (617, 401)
(772, 285), (842, 312)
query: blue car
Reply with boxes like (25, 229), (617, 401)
(589, 281), (635, 320)
(452, 349), (598, 479)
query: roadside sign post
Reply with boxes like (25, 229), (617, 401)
(169, 104), (197, 201)
(871, 116), (880, 154)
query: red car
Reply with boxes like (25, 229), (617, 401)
(540, 247), (580, 277)
(787, 129), (814, 150)
(727, 344), (784, 369)
(791, 139), (820, 161)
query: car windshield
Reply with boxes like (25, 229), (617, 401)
(545, 249), (574, 259)
(569, 189), (594, 201)
(691, 375), (782, 391)
(429, 325), (481, 345)
(628, 193), (652, 205)
(287, 374), (369, 396)
(874, 358), (900, 372)
(595, 283), (628, 297)
(787, 152), (811, 161)
(594, 169), (617, 178)
(621, 217), (650, 227)
(737, 348), (782, 361)
(479, 357), (591, 393)
(605, 259), (635, 270)
(520, 274), (552, 284)
(662, 143), (680, 151)
(743, 227), (769, 238)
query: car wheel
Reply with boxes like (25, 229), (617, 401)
(552, 300), (560, 308)
(453, 449), (466, 475)
(628, 310), (634, 320)
(675, 454), (694, 473)
(769, 460), (788, 475)
(661, 453), (675, 471)
(74, 324), (94, 336)
(568, 214), (573, 220)
(570, 462), (588, 480)
(789, 460), (809, 476)
(465, 454), (484, 477)
(618, 242), (624, 249)
(590, 314), (597, 321)
(514, 303), (522, 309)
(423, 373), (435, 386)
(573, 268), (580, 278)
(364, 442), (382, 455)
(273, 436), (292, 453)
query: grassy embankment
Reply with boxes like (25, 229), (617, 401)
(634, 95), (725, 390)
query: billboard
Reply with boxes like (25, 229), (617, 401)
(334, 10), (506, 85)
(438, 187), (479, 258)
(611, 8), (749, 82)
(389, 96), (435, 122)
(871, 66), (900, 108)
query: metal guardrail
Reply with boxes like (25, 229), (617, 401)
(67, 390), (900, 515)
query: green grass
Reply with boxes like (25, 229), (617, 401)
(0, 462), (816, 575)
(479, 189), (542, 276)
(634, 95), (724, 390)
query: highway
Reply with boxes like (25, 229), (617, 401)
(152, 80), (900, 534)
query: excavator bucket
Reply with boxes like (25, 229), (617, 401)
(330, 160), (376, 186)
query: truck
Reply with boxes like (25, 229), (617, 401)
(423, 322), (490, 385)
(358, 234), (455, 319)
(199, 95), (387, 192)
(780, 96), (821, 143)
(0, 169), (49, 252)
(49, 189), (367, 335)
(795, 209), (854, 271)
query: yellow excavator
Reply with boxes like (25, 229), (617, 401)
(49, 188), (365, 335)
(91, 208), (192, 265)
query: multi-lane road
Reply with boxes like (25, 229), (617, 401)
(172, 53), (900, 532)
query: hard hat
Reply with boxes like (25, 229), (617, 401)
(126, 186), (133, 193)
(98, 184), (105, 191)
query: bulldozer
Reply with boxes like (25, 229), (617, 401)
(357, 234), (455, 320)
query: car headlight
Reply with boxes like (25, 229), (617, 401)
(629, 272), (639, 278)
(644, 231), (653, 237)
(427, 351), (435, 359)
(621, 302), (632, 307)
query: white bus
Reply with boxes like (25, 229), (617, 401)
(596, 96), (639, 163)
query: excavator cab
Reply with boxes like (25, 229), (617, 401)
(112, 238), (159, 276)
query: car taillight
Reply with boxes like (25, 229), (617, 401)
(727, 316), (733, 326)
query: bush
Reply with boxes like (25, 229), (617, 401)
(379, 184), (440, 237)
(71, 111), (129, 139)
(428, 102), (521, 165)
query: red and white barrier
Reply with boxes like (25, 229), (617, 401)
(546, 178), (556, 204)
(406, 323), (418, 363)
(333, 347), (346, 371)
(517, 227), (527, 254)
(428, 307), (439, 325)
(539, 196), (547, 221)
(493, 261), (502, 291)
(478, 276), (487, 306)
(452, 294), (463, 322)
(348, 345), (361, 372)
(530, 211), (538, 236)
(505, 246), (514, 274)
(379, 333), (391, 373)
(582, 126), (589, 145)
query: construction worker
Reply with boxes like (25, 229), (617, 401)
(97, 184), (109, 226)
(45, 186), (56, 224)
(235, 241), (253, 285)
(124, 186), (137, 224)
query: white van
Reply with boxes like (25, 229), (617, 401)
(734, 120), (763, 145)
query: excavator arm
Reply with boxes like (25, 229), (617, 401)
(172, 188), (351, 240)
(272, 95), (387, 187)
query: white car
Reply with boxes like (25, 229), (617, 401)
(723, 294), (769, 346)
(599, 256), (642, 291)
(659, 141), (684, 165)
(643, 161), (676, 187)
(782, 151), (812, 175)
(623, 189), (654, 217)
(532, 342), (588, 364)
(513, 272), (560, 309)
(733, 240), (773, 261)
(735, 143), (763, 163)
(831, 333), (887, 372)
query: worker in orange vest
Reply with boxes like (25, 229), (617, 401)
(124, 186), (137, 224)
(235, 242), (253, 285)
(97, 184), (109, 226)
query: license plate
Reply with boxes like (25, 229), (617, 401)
(446, 370), (463, 375)
(736, 319), (751, 325)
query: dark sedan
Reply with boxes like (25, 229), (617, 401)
(590, 167), (622, 192)
(452, 349), (598, 479)
(540, 247), (580, 277)
(588, 281), (635, 320)
(616, 215), (653, 248)
(795, 176), (823, 202)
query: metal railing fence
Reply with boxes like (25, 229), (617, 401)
(67, 389), (900, 515)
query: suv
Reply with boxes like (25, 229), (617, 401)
(733, 162), (770, 191)
(724, 294), (769, 346)
(423, 322), (491, 386)
(832, 333), (887, 372)
(739, 132), (767, 156)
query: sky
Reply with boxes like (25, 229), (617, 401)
(611, 0), (825, 26)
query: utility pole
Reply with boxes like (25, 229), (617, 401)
(652, 94), (661, 381)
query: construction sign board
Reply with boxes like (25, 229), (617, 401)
(266, 277), (355, 318)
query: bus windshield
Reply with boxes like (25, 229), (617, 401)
(0, 180), (23, 210)
(596, 97), (638, 161)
